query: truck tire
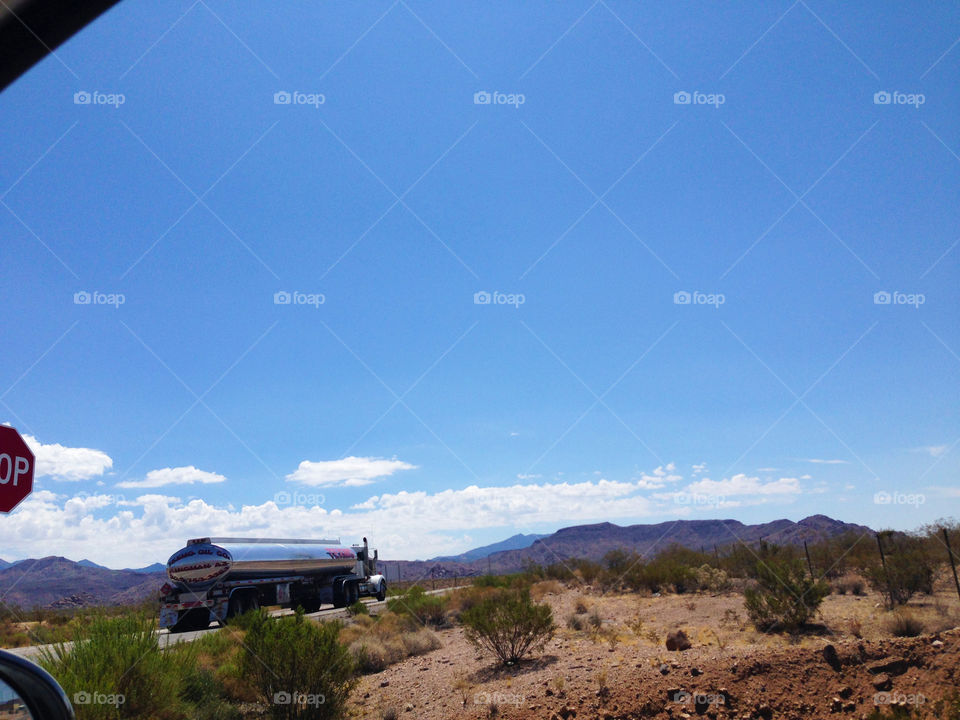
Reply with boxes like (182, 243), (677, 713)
(332, 581), (347, 609)
(347, 582), (359, 605)
(298, 598), (322, 614)
(227, 590), (259, 621)
(376, 581), (387, 602)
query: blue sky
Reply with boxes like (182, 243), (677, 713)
(1, 0), (958, 566)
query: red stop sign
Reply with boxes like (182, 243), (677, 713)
(0, 426), (34, 513)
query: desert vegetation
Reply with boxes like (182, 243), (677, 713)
(20, 519), (960, 719)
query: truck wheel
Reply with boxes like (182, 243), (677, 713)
(347, 582), (359, 605)
(298, 599), (322, 614)
(376, 581), (386, 602)
(332, 581), (347, 609)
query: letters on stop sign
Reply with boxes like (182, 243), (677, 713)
(0, 452), (31, 486)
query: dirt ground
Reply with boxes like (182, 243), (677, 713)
(350, 583), (960, 720)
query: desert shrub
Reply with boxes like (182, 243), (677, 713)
(347, 600), (369, 616)
(695, 564), (731, 593)
(387, 585), (448, 628)
(885, 610), (924, 637)
(867, 533), (935, 607)
(566, 613), (584, 631)
(743, 554), (829, 632)
(575, 559), (603, 585)
(574, 597), (589, 614)
(39, 613), (194, 720)
(544, 563), (576, 582)
(240, 608), (356, 720)
(340, 611), (440, 674)
(530, 580), (562, 601)
(447, 586), (498, 618)
(460, 588), (555, 665)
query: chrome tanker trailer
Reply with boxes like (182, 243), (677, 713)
(159, 537), (386, 633)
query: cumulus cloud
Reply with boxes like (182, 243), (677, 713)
(22, 434), (113, 481)
(685, 474), (802, 497)
(286, 456), (416, 487)
(911, 445), (949, 458)
(116, 466), (226, 489)
(1, 465), (809, 567)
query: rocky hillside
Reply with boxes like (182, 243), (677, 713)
(0, 557), (164, 609)
(387, 514), (873, 580)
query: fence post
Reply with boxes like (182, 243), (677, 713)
(803, 540), (814, 578)
(943, 528), (960, 602)
(876, 533), (893, 609)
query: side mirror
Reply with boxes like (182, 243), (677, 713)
(0, 649), (74, 720)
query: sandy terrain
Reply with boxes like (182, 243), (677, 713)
(350, 583), (960, 720)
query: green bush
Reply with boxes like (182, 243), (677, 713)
(867, 533), (935, 607)
(240, 609), (356, 720)
(39, 613), (194, 720)
(347, 601), (369, 616)
(743, 554), (829, 632)
(386, 586), (447, 627)
(460, 588), (555, 665)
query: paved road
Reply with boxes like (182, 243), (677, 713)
(8, 587), (460, 660)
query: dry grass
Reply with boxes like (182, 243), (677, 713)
(530, 580), (563, 602)
(340, 611), (441, 673)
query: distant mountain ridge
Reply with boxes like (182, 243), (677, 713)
(431, 533), (547, 562)
(0, 557), (166, 609)
(384, 514), (874, 579)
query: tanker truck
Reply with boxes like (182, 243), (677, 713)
(158, 536), (387, 633)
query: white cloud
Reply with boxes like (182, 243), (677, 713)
(911, 445), (949, 458)
(116, 466), (226, 489)
(803, 458), (849, 465)
(685, 473), (802, 498)
(0, 464), (809, 567)
(22, 434), (113, 481)
(692, 463), (707, 475)
(286, 456), (416, 487)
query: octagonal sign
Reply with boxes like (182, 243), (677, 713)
(0, 426), (34, 513)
